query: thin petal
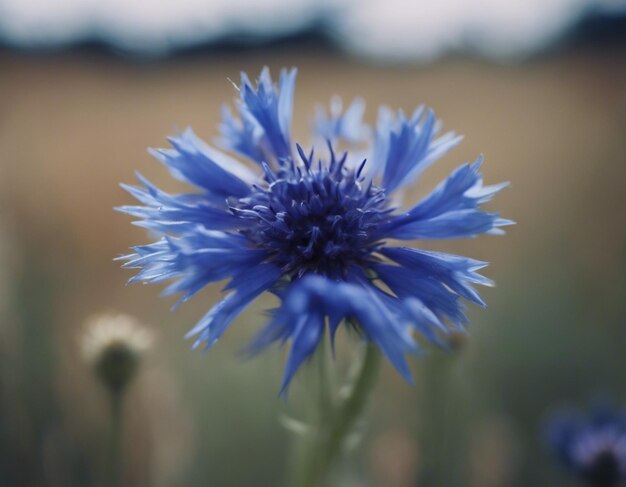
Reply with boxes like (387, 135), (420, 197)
(120, 231), (270, 307)
(313, 96), (370, 144)
(248, 275), (417, 392)
(380, 246), (492, 306)
(279, 312), (325, 395)
(380, 156), (511, 239)
(373, 263), (468, 328)
(238, 67), (296, 161)
(117, 175), (245, 234)
(186, 263), (283, 348)
(151, 127), (253, 199)
(373, 107), (462, 193)
(217, 104), (265, 163)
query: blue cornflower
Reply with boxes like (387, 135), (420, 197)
(548, 403), (626, 487)
(117, 67), (511, 393)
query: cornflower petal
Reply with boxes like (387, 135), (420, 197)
(379, 156), (512, 239)
(374, 107), (463, 193)
(217, 104), (265, 163)
(186, 263), (283, 349)
(313, 96), (370, 144)
(238, 67), (297, 162)
(150, 127), (253, 201)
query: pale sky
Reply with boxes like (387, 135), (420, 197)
(0, 0), (621, 60)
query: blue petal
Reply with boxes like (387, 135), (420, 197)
(380, 156), (512, 239)
(347, 282), (417, 381)
(248, 274), (417, 393)
(185, 263), (283, 349)
(279, 312), (325, 395)
(380, 246), (492, 306)
(387, 209), (511, 240)
(313, 96), (370, 144)
(120, 230), (269, 307)
(373, 107), (463, 193)
(150, 127), (253, 201)
(373, 263), (468, 328)
(117, 173), (245, 234)
(366, 281), (446, 345)
(217, 104), (265, 163)
(238, 67), (296, 162)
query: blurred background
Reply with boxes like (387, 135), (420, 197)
(0, 0), (625, 485)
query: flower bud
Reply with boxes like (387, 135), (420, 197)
(81, 313), (153, 395)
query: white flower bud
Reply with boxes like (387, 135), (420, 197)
(81, 313), (153, 394)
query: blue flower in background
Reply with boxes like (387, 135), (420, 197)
(548, 403), (626, 487)
(118, 67), (511, 393)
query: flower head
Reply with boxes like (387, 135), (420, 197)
(81, 313), (153, 394)
(548, 403), (626, 487)
(118, 67), (511, 393)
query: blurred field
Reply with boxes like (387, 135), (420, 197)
(0, 42), (625, 486)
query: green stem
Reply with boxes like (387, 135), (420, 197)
(106, 391), (124, 487)
(296, 342), (381, 487)
(421, 354), (455, 487)
(317, 336), (334, 423)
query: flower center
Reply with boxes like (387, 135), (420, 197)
(232, 159), (388, 278)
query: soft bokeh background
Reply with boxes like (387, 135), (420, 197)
(0, 2), (625, 486)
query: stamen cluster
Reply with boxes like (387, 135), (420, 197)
(232, 147), (386, 278)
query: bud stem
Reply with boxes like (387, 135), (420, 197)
(106, 391), (124, 487)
